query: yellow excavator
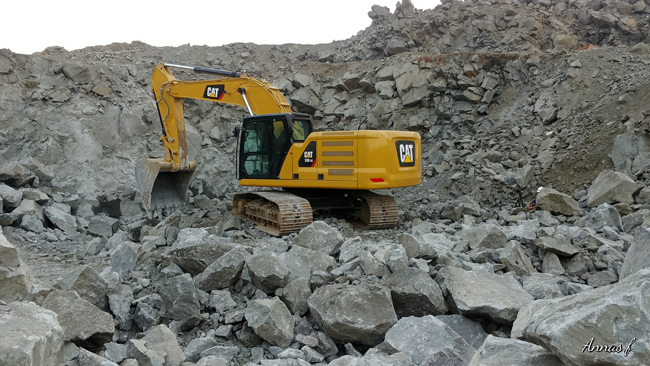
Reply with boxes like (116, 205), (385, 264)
(135, 62), (421, 236)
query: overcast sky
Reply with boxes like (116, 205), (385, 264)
(2, 0), (440, 55)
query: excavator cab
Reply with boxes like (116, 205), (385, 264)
(238, 113), (313, 180)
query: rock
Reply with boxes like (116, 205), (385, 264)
(523, 273), (566, 299)
(541, 252), (565, 275)
(291, 221), (343, 254)
(586, 270), (618, 287)
(20, 214), (45, 233)
(501, 219), (536, 244)
(437, 314), (488, 350)
(107, 284), (134, 330)
(622, 209), (650, 233)
(208, 289), (237, 313)
(12, 199), (44, 222)
(0, 301), (65, 366)
(104, 342), (127, 364)
(185, 337), (218, 363)
(140, 325), (186, 366)
(500, 240), (537, 276)
(87, 215), (120, 238)
(0, 232), (35, 302)
(163, 242), (238, 276)
(521, 269), (650, 366)
(280, 245), (336, 281)
(398, 231), (455, 259)
(247, 252), (289, 294)
(78, 348), (119, 366)
(196, 356), (228, 366)
(111, 243), (137, 280)
(534, 236), (579, 256)
(158, 273), (201, 323)
(610, 133), (650, 174)
(383, 267), (448, 317)
(587, 170), (642, 207)
(244, 297), (294, 347)
(194, 245), (251, 291)
(620, 227), (650, 279)
(59, 265), (109, 309)
(0, 183), (23, 208)
(279, 277), (311, 316)
(384, 315), (476, 365)
(536, 188), (582, 216)
(41, 290), (115, 345)
(462, 224), (508, 250)
(127, 339), (165, 366)
(44, 206), (78, 234)
(359, 250), (391, 277)
(173, 228), (209, 249)
(441, 267), (533, 324)
(468, 335), (564, 366)
(308, 283), (397, 346)
(581, 203), (622, 231)
(134, 302), (161, 332)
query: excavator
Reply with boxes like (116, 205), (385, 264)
(135, 62), (421, 236)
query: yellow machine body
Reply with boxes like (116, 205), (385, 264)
(239, 130), (421, 190)
(137, 62), (421, 234)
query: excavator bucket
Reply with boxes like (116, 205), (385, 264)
(135, 158), (197, 211)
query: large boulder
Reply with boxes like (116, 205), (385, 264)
(533, 236), (579, 257)
(41, 290), (115, 345)
(619, 226), (650, 279)
(163, 242), (238, 276)
(384, 315), (476, 365)
(247, 252), (289, 294)
(536, 188), (582, 216)
(437, 314), (488, 350)
(461, 224), (508, 250)
(59, 265), (109, 309)
(194, 245), (251, 291)
(0, 302), (64, 366)
(468, 335), (564, 366)
(158, 273), (201, 323)
(520, 269), (650, 365)
(0, 232), (35, 302)
(397, 231), (455, 259)
(44, 206), (78, 234)
(441, 267), (533, 323)
(307, 283), (397, 346)
(581, 203), (622, 231)
(291, 221), (343, 254)
(244, 297), (294, 348)
(383, 267), (448, 317)
(610, 133), (650, 175)
(586, 170), (641, 207)
(280, 245), (336, 281)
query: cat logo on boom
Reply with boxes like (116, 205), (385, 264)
(395, 140), (416, 167)
(203, 84), (226, 100)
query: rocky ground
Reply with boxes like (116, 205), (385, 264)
(2, 0), (650, 365)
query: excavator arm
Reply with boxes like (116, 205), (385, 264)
(136, 62), (293, 211)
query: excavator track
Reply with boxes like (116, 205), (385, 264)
(232, 191), (313, 237)
(354, 191), (399, 230)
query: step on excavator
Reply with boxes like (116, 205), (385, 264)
(135, 62), (421, 236)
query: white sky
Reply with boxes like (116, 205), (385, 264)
(2, 0), (440, 55)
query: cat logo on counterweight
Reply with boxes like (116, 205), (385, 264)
(396, 140), (415, 167)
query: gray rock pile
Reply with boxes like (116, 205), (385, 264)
(0, 0), (650, 365)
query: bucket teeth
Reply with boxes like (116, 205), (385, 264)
(135, 159), (196, 211)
